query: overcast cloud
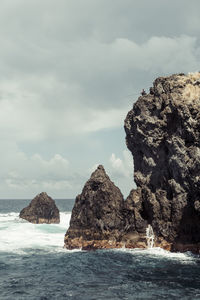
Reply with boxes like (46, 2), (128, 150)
(0, 0), (200, 198)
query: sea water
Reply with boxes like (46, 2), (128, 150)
(0, 200), (200, 300)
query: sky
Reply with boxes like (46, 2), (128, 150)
(0, 0), (200, 199)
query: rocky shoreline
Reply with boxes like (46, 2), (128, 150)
(65, 72), (200, 253)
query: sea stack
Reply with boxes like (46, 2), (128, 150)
(124, 72), (200, 252)
(64, 165), (125, 250)
(19, 192), (60, 224)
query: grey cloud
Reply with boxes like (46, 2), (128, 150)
(0, 35), (199, 144)
(0, 0), (200, 197)
(0, 0), (199, 43)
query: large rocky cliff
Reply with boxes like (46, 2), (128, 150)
(125, 72), (200, 252)
(65, 72), (200, 252)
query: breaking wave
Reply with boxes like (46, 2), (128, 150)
(0, 212), (71, 254)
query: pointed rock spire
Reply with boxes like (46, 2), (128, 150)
(64, 165), (125, 250)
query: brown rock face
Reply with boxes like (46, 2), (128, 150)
(64, 165), (126, 250)
(124, 72), (200, 253)
(19, 192), (60, 224)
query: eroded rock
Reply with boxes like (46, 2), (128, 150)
(124, 72), (200, 253)
(64, 165), (126, 250)
(65, 72), (200, 253)
(20, 192), (60, 224)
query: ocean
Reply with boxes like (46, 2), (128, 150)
(0, 199), (200, 300)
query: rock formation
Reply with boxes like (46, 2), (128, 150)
(65, 72), (200, 253)
(20, 192), (60, 224)
(124, 72), (200, 253)
(64, 165), (126, 250)
(65, 165), (150, 250)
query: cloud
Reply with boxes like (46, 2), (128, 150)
(0, 144), (83, 198)
(109, 150), (133, 178)
(0, 1), (200, 197)
(108, 149), (135, 197)
(0, 34), (199, 145)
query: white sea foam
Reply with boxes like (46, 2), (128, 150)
(0, 212), (198, 260)
(114, 246), (197, 263)
(0, 212), (72, 254)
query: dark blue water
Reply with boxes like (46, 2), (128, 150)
(1, 200), (200, 300)
(0, 198), (75, 213)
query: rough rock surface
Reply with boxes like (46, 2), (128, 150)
(64, 165), (127, 250)
(124, 72), (200, 253)
(65, 72), (200, 253)
(20, 192), (60, 224)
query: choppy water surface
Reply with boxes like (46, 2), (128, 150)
(0, 200), (200, 300)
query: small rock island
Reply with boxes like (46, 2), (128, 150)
(20, 192), (60, 224)
(65, 72), (200, 253)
